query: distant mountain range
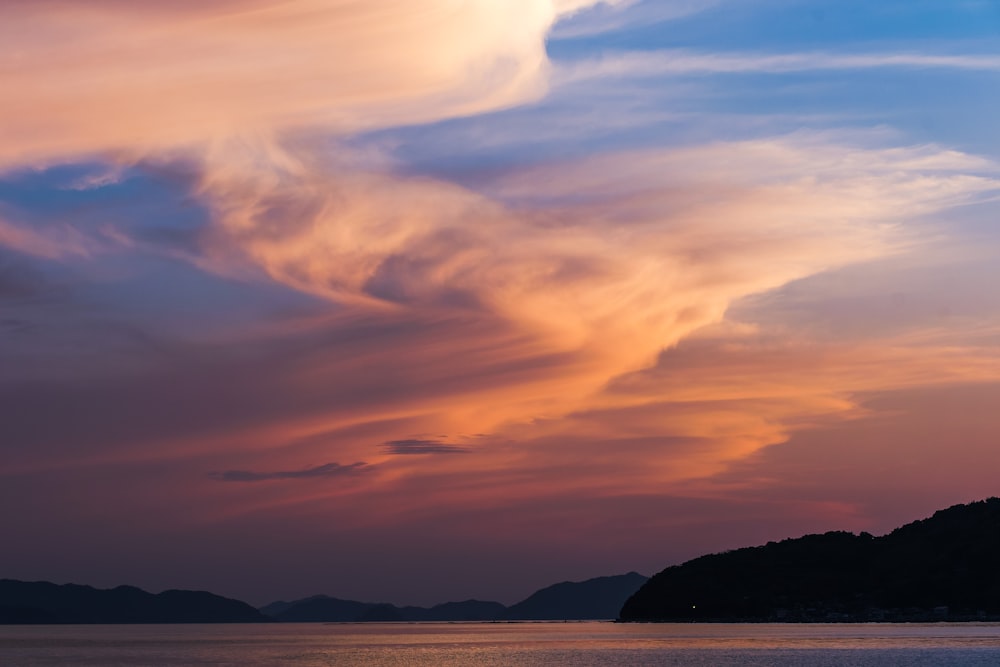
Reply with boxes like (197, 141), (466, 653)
(0, 572), (647, 625)
(10, 498), (997, 625)
(621, 497), (1000, 622)
(261, 572), (648, 622)
(0, 580), (267, 624)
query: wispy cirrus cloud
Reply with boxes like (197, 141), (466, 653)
(555, 49), (1000, 85)
(184, 133), (999, 459)
(0, 218), (105, 260)
(550, 0), (722, 39)
(383, 439), (471, 455)
(208, 461), (370, 483)
(2, 0), (997, 494)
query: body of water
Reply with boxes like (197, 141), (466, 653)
(3, 621), (1000, 665)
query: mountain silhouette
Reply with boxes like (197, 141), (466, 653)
(620, 498), (1000, 622)
(421, 600), (508, 621)
(267, 596), (373, 622)
(264, 572), (647, 622)
(503, 572), (648, 620)
(0, 580), (268, 624)
(269, 596), (509, 622)
(258, 594), (329, 618)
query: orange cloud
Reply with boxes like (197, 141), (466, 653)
(190, 136), (997, 446)
(300, 325), (1000, 530)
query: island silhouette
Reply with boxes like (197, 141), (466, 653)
(621, 497), (1000, 622)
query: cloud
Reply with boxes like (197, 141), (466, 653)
(347, 319), (1000, 530)
(5, 3), (995, 451)
(0, 217), (104, 260)
(549, 0), (721, 39)
(120, 133), (982, 493)
(202, 133), (996, 350)
(383, 439), (470, 455)
(0, 0), (608, 168)
(555, 49), (1000, 85)
(208, 461), (369, 483)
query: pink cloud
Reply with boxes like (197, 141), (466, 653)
(0, 0), (599, 167)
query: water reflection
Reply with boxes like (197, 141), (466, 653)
(3, 622), (1000, 666)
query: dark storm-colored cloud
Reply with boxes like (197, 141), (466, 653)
(383, 439), (470, 455)
(208, 461), (370, 483)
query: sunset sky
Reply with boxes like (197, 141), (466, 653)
(2, 0), (1000, 607)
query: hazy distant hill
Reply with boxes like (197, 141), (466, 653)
(269, 596), (507, 622)
(621, 498), (1000, 622)
(264, 573), (647, 622)
(267, 596), (373, 622)
(0, 580), (268, 624)
(503, 572), (648, 620)
(259, 594), (328, 618)
(423, 600), (508, 621)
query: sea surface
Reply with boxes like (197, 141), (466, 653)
(3, 621), (1000, 666)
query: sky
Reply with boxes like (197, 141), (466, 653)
(1, 0), (999, 607)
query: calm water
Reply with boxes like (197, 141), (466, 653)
(3, 622), (1000, 666)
